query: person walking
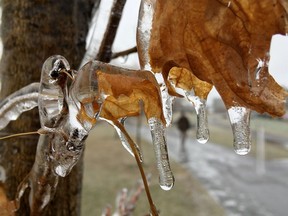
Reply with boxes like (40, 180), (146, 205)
(177, 111), (192, 162)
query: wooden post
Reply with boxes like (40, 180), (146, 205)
(256, 127), (266, 175)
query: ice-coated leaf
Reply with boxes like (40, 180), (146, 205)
(71, 60), (166, 126)
(141, 0), (288, 117)
(0, 83), (39, 130)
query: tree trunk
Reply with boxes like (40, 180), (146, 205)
(0, 0), (95, 215)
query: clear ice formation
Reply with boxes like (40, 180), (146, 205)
(155, 73), (174, 127)
(15, 135), (59, 215)
(137, 0), (173, 128)
(0, 53), (267, 214)
(0, 83), (39, 130)
(0, 55), (89, 214)
(148, 117), (174, 190)
(80, 0), (115, 67)
(38, 55), (71, 129)
(137, 0), (210, 143)
(137, 0), (155, 72)
(194, 98), (209, 144)
(227, 106), (251, 155)
(184, 90), (210, 144)
(71, 60), (174, 190)
(38, 55), (87, 177)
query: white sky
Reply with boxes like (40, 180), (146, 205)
(113, 0), (288, 103)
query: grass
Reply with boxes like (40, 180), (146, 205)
(81, 122), (225, 216)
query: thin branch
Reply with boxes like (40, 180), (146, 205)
(96, 0), (127, 62)
(112, 46), (138, 59)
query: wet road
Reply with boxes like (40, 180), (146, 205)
(128, 124), (288, 216)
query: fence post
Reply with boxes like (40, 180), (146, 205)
(256, 127), (266, 175)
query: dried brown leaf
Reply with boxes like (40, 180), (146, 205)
(96, 71), (164, 123)
(148, 0), (288, 116)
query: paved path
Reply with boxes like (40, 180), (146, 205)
(128, 123), (288, 216)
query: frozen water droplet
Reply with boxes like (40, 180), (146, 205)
(228, 106), (251, 155)
(194, 98), (209, 144)
(148, 117), (174, 190)
(160, 182), (174, 191)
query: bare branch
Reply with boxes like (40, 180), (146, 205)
(112, 46), (138, 59)
(96, 0), (127, 62)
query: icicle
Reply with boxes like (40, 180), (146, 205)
(227, 106), (251, 155)
(148, 117), (174, 191)
(137, 0), (156, 71)
(184, 91), (209, 144)
(0, 83), (39, 130)
(194, 98), (209, 144)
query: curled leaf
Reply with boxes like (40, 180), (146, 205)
(147, 0), (288, 116)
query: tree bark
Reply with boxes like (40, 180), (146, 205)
(0, 0), (96, 215)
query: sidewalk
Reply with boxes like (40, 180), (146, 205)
(127, 122), (288, 216)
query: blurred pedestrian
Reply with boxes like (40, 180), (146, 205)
(176, 111), (192, 162)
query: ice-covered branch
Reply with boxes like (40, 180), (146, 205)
(81, 0), (127, 66)
(0, 83), (39, 130)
